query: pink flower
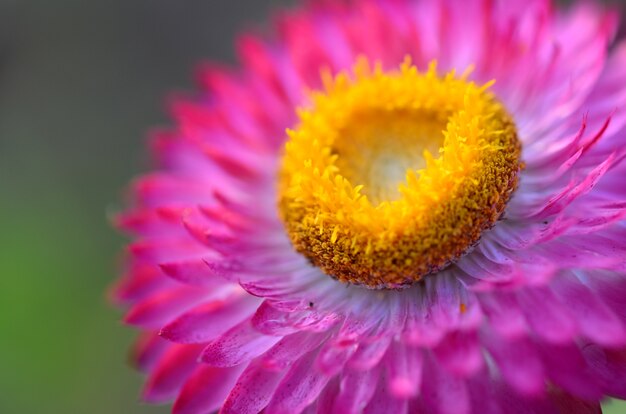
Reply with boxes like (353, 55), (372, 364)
(113, 0), (626, 413)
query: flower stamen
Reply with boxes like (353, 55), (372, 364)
(279, 57), (522, 289)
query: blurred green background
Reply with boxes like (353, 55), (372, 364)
(0, 0), (625, 413)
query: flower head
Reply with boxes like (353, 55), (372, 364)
(114, 0), (626, 413)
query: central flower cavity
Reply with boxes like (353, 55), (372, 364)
(334, 110), (445, 205)
(279, 58), (522, 289)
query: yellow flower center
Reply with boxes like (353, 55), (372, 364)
(278, 58), (522, 289)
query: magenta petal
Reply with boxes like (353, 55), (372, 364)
(265, 349), (332, 414)
(128, 237), (205, 263)
(132, 173), (213, 207)
(348, 336), (391, 371)
(533, 153), (616, 219)
(433, 331), (483, 377)
(334, 310), (385, 343)
(548, 389), (602, 414)
(362, 371), (408, 414)
(200, 320), (281, 367)
(315, 338), (358, 376)
(552, 276), (626, 347)
(332, 366), (380, 414)
(585, 273), (626, 327)
(142, 344), (204, 403)
(115, 207), (179, 236)
(456, 253), (517, 282)
(465, 371), (504, 414)
(315, 376), (340, 414)
(124, 287), (207, 329)
(113, 264), (171, 304)
(261, 331), (330, 372)
(496, 382), (601, 414)
(160, 294), (259, 343)
(221, 360), (287, 414)
(421, 356), (470, 414)
(516, 286), (578, 344)
(583, 345), (626, 399)
(402, 300), (446, 347)
(537, 343), (604, 400)
(385, 342), (423, 399)
(172, 364), (246, 414)
(482, 329), (545, 395)
(132, 332), (169, 373)
(477, 290), (528, 339)
(252, 300), (339, 336)
(160, 259), (226, 286)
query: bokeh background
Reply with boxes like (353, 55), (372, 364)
(0, 1), (625, 413)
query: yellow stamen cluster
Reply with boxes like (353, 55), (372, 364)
(279, 58), (521, 289)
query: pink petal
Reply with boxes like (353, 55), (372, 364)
(112, 264), (171, 304)
(132, 331), (169, 373)
(142, 344), (204, 403)
(516, 286), (578, 344)
(465, 371), (505, 414)
(332, 366), (380, 414)
(477, 290), (528, 339)
(455, 253), (517, 283)
(221, 360), (287, 414)
(495, 382), (602, 414)
(252, 300), (340, 336)
(548, 389), (602, 414)
(199, 319), (281, 367)
(115, 207), (180, 237)
(482, 329), (545, 395)
(532, 153), (616, 219)
(583, 345), (626, 399)
(584, 273), (626, 328)
(347, 336), (391, 371)
(124, 287), (207, 329)
(315, 338), (358, 376)
(433, 331), (483, 377)
(552, 275), (626, 347)
(385, 342), (423, 399)
(265, 349), (332, 414)
(261, 331), (330, 372)
(421, 356), (470, 414)
(160, 293), (259, 343)
(172, 364), (245, 414)
(159, 259), (226, 286)
(315, 376), (340, 414)
(128, 237), (206, 265)
(362, 371), (408, 414)
(537, 342), (603, 400)
(132, 173), (213, 207)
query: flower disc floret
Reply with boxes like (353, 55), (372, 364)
(279, 58), (522, 288)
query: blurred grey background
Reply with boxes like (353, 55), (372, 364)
(0, 1), (624, 413)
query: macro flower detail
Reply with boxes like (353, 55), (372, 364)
(113, 0), (626, 413)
